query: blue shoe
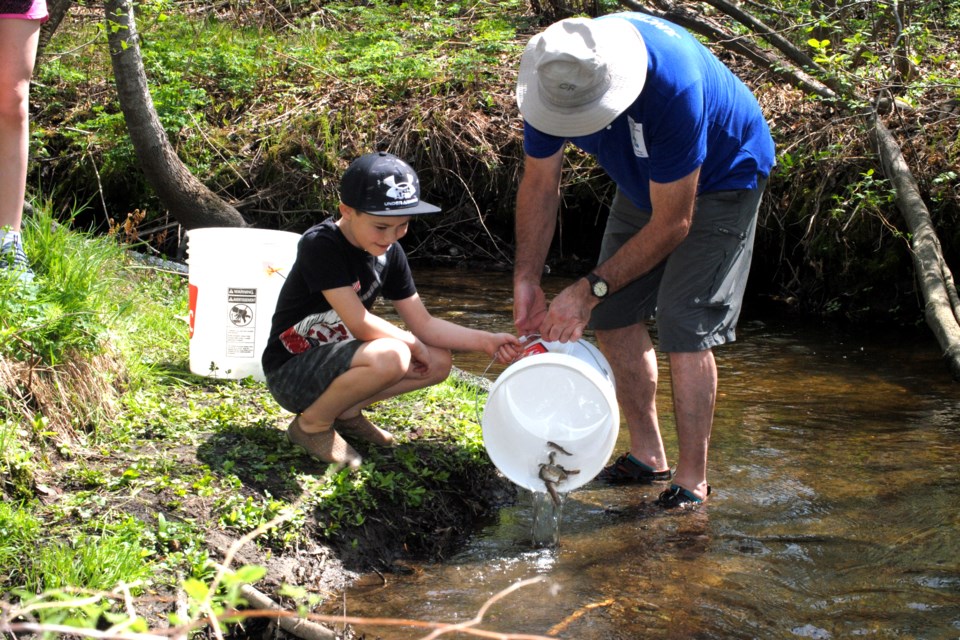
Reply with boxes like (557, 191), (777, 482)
(0, 237), (34, 281)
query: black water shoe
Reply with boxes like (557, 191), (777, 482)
(597, 453), (672, 485)
(656, 484), (711, 509)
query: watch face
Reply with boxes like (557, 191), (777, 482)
(592, 279), (608, 297)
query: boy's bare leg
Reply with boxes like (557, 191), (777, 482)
(297, 338), (452, 434)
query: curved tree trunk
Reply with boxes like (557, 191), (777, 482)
(104, 0), (246, 230)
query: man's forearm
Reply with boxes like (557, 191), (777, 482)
(514, 178), (561, 285)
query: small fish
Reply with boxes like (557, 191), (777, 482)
(546, 441), (573, 456)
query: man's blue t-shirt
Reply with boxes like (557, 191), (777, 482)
(523, 12), (776, 210)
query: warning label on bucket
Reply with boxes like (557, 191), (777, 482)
(226, 287), (257, 358)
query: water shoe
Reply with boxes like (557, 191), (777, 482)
(335, 413), (395, 447)
(656, 484), (711, 509)
(597, 453), (672, 485)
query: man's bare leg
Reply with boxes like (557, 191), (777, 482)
(667, 349), (716, 500)
(596, 323), (669, 472)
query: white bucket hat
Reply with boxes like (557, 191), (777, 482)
(516, 17), (647, 137)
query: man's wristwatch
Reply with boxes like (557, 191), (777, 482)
(584, 272), (610, 299)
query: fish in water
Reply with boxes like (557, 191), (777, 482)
(538, 449), (580, 506)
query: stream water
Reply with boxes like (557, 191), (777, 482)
(325, 268), (960, 639)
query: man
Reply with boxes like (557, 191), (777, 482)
(513, 12), (775, 507)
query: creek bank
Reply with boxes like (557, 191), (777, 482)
(24, 366), (517, 637)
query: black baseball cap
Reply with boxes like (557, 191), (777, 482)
(339, 152), (442, 216)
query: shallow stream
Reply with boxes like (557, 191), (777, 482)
(327, 269), (960, 639)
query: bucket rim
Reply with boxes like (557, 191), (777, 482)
(485, 351), (615, 398)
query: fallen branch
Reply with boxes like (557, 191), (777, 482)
(867, 111), (960, 378)
(547, 597), (614, 636)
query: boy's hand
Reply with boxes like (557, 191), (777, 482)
(409, 338), (433, 376)
(488, 332), (522, 364)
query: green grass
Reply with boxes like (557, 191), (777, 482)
(0, 499), (43, 585)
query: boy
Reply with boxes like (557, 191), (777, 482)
(262, 152), (521, 469)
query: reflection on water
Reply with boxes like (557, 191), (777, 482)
(335, 268), (960, 639)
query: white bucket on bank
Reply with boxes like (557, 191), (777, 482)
(481, 338), (619, 494)
(187, 227), (300, 381)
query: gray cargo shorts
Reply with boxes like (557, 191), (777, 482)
(589, 178), (767, 352)
(263, 339), (363, 414)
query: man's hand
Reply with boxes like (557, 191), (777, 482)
(540, 278), (597, 343)
(513, 280), (548, 339)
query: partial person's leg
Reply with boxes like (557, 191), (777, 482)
(596, 323), (668, 473)
(0, 19), (40, 274)
(666, 349), (716, 501)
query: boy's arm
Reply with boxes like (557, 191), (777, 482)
(324, 286), (418, 350)
(393, 294), (521, 362)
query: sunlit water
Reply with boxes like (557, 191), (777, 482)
(325, 268), (960, 639)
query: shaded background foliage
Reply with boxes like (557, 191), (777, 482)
(27, 0), (960, 323)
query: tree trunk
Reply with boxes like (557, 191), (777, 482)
(868, 112), (960, 378)
(37, 0), (74, 59)
(103, 0), (246, 230)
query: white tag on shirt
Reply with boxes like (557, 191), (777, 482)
(628, 115), (648, 158)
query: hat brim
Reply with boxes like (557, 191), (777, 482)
(364, 200), (442, 216)
(516, 17), (647, 138)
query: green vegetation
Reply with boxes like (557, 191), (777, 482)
(0, 202), (512, 635)
(33, 0), (535, 232)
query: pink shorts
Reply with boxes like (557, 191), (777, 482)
(0, 0), (48, 21)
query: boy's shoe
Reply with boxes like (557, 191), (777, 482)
(597, 453), (672, 485)
(287, 417), (361, 469)
(335, 413), (395, 447)
(0, 239), (34, 282)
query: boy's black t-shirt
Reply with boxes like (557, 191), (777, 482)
(261, 217), (417, 374)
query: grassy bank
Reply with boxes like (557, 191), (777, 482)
(0, 205), (515, 636)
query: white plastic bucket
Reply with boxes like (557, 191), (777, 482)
(187, 227), (300, 381)
(481, 338), (619, 494)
